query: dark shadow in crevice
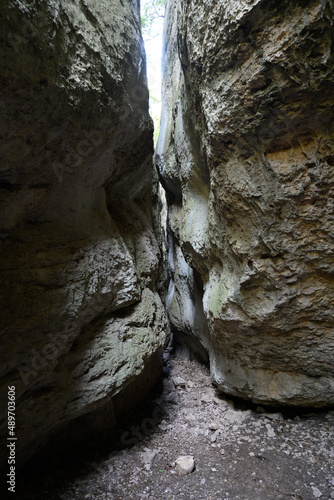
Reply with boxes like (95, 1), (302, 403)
(5, 363), (170, 500)
(213, 389), (334, 421)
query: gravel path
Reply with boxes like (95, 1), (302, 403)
(10, 356), (334, 499)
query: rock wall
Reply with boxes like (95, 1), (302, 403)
(0, 0), (167, 467)
(156, 0), (334, 406)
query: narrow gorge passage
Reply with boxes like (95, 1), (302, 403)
(1, 0), (334, 498)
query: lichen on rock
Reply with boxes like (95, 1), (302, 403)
(0, 0), (167, 467)
(156, 0), (334, 406)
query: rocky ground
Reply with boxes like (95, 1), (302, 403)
(8, 354), (334, 500)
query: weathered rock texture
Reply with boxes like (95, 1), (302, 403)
(157, 0), (334, 406)
(0, 0), (167, 467)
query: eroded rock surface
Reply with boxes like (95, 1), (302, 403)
(156, 0), (334, 406)
(0, 0), (167, 466)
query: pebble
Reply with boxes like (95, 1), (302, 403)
(224, 409), (245, 424)
(158, 422), (168, 431)
(265, 413), (282, 421)
(138, 449), (160, 469)
(213, 396), (230, 407)
(173, 376), (186, 388)
(311, 486), (323, 498)
(175, 456), (195, 475)
(210, 430), (220, 442)
(266, 424), (275, 438)
(201, 393), (212, 403)
(208, 421), (220, 430)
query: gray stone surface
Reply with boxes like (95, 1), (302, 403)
(156, 0), (334, 406)
(0, 0), (167, 467)
(14, 357), (334, 500)
(175, 455), (195, 475)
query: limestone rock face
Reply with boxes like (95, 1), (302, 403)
(0, 0), (167, 466)
(157, 0), (334, 406)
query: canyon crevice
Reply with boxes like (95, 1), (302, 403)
(1, 0), (334, 473)
(156, 0), (334, 407)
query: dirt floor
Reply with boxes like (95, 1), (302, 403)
(7, 354), (334, 500)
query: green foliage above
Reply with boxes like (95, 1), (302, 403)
(141, 0), (166, 39)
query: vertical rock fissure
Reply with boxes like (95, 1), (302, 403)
(1, 0), (334, 473)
